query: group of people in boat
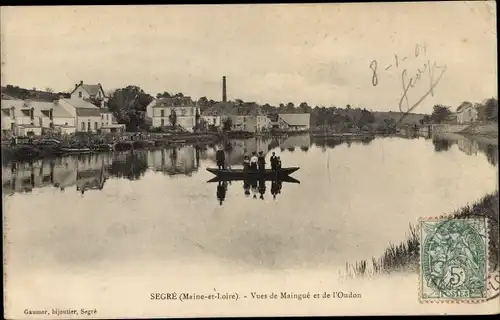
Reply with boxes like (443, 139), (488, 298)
(243, 151), (282, 172)
(216, 148), (283, 172)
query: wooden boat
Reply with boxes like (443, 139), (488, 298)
(206, 167), (299, 179)
(207, 175), (300, 184)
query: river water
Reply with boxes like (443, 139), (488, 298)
(3, 133), (499, 316)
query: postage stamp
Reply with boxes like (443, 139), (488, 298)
(419, 217), (489, 303)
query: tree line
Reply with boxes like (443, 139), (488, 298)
(2, 84), (497, 132)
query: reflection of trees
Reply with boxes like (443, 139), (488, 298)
(482, 144), (498, 167)
(287, 147), (295, 152)
(361, 136), (375, 145)
(432, 137), (453, 152)
(109, 151), (148, 180)
(314, 138), (345, 149)
(300, 146), (309, 152)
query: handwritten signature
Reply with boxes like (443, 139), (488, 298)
(369, 43), (447, 123)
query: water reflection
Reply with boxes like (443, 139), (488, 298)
(2, 133), (496, 196)
(208, 176), (300, 205)
(311, 135), (375, 151)
(431, 134), (498, 166)
(109, 151), (149, 181)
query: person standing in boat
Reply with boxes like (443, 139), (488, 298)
(249, 152), (258, 171)
(270, 152), (278, 171)
(216, 147), (226, 170)
(257, 151), (266, 172)
(276, 156), (282, 170)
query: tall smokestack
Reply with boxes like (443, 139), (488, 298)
(222, 76), (227, 103)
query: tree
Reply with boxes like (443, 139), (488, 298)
(431, 105), (452, 124)
(419, 114), (431, 124)
(285, 102), (295, 113)
(477, 98), (498, 121)
(107, 85), (154, 131)
(157, 92), (171, 98)
(222, 117), (232, 131)
(45, 87), (54, 93)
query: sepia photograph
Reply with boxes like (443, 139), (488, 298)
(1, 2), (498, 318)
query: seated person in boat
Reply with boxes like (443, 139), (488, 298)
(257, 151), (266, 172)
(270, 152), (278, 171)
(216, 148), (226, 169)
(276, 156), (282, 170)
(249, 152), (258, 171)
(243, 154), (250, 171)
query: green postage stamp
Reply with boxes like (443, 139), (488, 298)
(419, 217), (489, 303)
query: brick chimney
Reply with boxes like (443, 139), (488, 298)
(222, 76), (227, 103)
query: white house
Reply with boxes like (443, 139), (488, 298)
(1, 99), (76, 136)
(456, 102), (478, 124)
(59, 98), (103, 133)
(146, 96), (201, 132)
(277, 113), (311, 131)
(70, 81), (108, 108)
(69, 81), (124, 133)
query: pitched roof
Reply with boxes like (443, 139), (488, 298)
(62, 98), (100, 117)
(75, 108), (101, 117)
(62, 98), (99, 109)
(71, 83), (106, 98)
(278, 113), (310, 126)
(151, 97), (195, 108)
(202, 102), (265, 116)
(1, 99), (72, 118)
(456, 101), (474, 113)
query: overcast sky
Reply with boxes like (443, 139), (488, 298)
(1, 2), (497, 113)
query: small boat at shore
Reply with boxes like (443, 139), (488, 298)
(60, 147), (93, 154)
(206, 167), (299, 179)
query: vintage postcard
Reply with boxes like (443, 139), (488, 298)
(1, 2), (498, 318)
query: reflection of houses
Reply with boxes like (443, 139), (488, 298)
(146, 96), (200, 132)
(1, 99), (76, 136)
(456, 102), (478, 124)
(147, 146), (199, 176)
(279, 134), (311, 150)
(457, 138), (479, 156)
(2, 154), (112, 194)
(276, 113), (311, 131)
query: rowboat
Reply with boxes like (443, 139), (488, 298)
(206, 167), (299, 179)
(207, 175), (300, 184)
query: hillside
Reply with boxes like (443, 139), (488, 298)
(372, 111), (426, 125)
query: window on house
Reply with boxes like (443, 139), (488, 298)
(79, 92), (82, 98)
(161, 110), (165, 117)
(81, 122), (85, 131)
(161, 119), (165, 127)
(87, 122), (91, 131)
(95, 122), (98, 130)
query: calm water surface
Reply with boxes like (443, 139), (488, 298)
(3, 134), (498, 313)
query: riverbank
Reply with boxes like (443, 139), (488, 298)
(342, 191), (499, 279)
(1, 132), (221, 163)
(432, 122), (498, 138)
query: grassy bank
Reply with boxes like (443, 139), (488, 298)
(341, 191), (499, 279)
